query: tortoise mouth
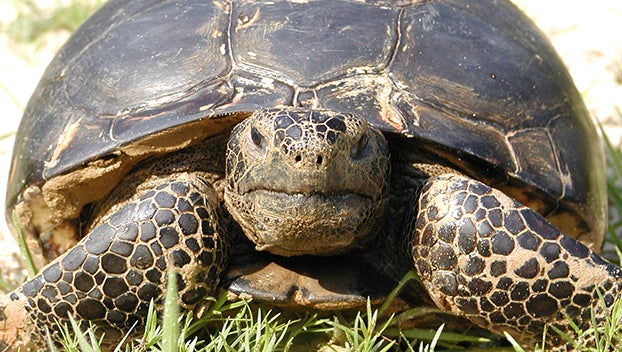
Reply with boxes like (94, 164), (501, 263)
(244, 188), (373, 203)
(224, 186), (387, 256)
(235, 178), (382, 202)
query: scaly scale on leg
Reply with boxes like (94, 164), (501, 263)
(0, 170), (228, 350)
(413, 174), (622, 350)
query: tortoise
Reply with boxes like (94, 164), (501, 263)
(1, 0), (621, 350)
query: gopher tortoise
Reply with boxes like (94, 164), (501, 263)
(1, 0), (620, 350)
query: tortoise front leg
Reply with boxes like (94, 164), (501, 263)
(413, 173), (622, 349)
(0, 171), (228, 350)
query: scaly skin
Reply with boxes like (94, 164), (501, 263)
(414, 174), (622, 350)
(0, 148), (229, 350)
(0, 108), (620, 351)
(224, 108), (390, 256)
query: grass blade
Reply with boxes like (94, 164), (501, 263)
(162, 270), (180, 352)
(11, 210), (37, 277)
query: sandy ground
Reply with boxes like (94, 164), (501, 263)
(0, 1), (621, 284)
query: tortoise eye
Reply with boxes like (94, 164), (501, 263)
(351, 133), (369, 159)
(250, 126), (265, 149)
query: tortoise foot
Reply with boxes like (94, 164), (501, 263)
(0, 172), (227, 348)
(412, 174), (622, 349)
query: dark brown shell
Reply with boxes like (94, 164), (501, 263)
(6, 0), (605, 259)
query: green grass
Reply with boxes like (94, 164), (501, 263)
(44, 264), (622, 351)
(45, 277), (487, 352)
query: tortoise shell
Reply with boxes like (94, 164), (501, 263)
(6, 0), (605, 266)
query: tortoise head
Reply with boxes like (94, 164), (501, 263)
(224, 107), (390, 256)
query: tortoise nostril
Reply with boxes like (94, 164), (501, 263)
(316, 155), (323, 166)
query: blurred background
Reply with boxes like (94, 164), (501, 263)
(0, 0), (621, 284)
